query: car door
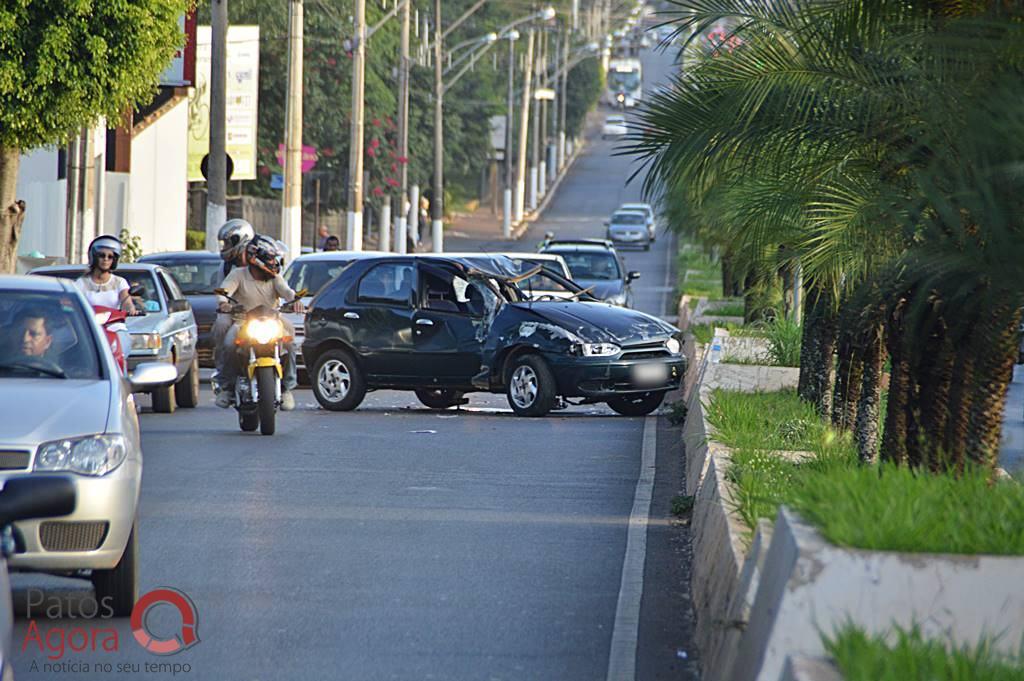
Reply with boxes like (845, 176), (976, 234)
(347, 261), (419, 382)
(411, 263), (488, 385)
(156, 270), (197, 371)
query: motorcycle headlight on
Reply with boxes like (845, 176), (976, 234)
(244, 318), (285, 345)
(35, 435), (127, 476)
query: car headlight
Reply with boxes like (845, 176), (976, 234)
(35, 435), (127, 476)
(606, 293), (628, 306)
(130, 333), (161, 351)
(573, 342), (621, 357)
(666, 337), (682, 354)
(244, 318), (285, 345)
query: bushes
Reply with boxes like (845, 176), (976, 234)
(186, 230), (206, 251)
(763, 317), (802, 367)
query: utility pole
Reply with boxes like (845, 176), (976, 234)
(206, 0), (228, 251)
(65, 135), (81, 262)
(514, 29), (534, 223)
(282, 0), (304, 259)
(396, 0), (411, 253)
(529, 31), (541, 211)
(431, 0), (443, 252)
(347, 0), (367, 250)
(559, 27), (569, 169)
(503, 33), (516, 237)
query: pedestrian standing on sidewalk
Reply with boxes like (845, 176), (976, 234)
(317, 224), (331, 251)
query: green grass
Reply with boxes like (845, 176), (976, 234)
(677, 245), (722, 299)
(826, 625), (1024, 681)
(706, 300), (745, 317)
(704, 389), (1024, 554)
(763, 316), (802, 367)
(689, 322), (763, 346)
(790, 463), (1024, 555)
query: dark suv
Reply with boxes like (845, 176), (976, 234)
(540, 239), (639, 308)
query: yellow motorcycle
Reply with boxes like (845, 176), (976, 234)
(215, 289), (306, 435)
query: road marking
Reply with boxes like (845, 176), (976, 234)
(606, 415), (657, 681)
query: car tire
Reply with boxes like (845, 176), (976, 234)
(506, 355), (557, 417)
(312, 348), (366, 411)
(151, 382), (176, 414)
(175, 356), (200, 408)
(608, 391), (666, 416)
(415, 389), (464, 410)
(91, 519), (139, 617)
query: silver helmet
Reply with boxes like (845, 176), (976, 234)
(217, 219), (255, 263)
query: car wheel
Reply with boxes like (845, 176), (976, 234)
(175, 356), (200, 408)
(607, 391), (666, 416)
(91, 519), (139, 617)
(506, 355), (557, 417)
(151, 382), (175, 414)
(415, 389), (465, 410)
(312, 349), (366, 411)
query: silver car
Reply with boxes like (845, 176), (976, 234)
(605, 210), (653, 250)
(0, 275), (176, 616)
(30, 264), (200, 413)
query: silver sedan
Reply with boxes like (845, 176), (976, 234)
(0, 275), (176, 616)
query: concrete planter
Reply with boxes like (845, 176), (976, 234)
(735, 508), (1024, 681)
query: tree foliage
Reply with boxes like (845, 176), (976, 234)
(0, 0), (190, 150)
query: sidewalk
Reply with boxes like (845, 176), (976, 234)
(422, 110), (603, 251)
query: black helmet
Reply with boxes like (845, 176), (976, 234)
(218, 219), (255, 263)
(246, 235), (283, 275)
(88, 235), (123, 271)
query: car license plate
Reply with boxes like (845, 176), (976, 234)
(633, 363), (668, 386)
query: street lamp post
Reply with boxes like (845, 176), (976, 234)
(432, 0), (443, 253)
(346, 0), (367, 251)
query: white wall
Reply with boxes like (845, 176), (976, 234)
(15, 147), (66, 259)
(129, 97), (188, 254)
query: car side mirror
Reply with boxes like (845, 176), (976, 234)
(129, 362), (177, 392)
(627, 271), (641, 283)
(169, 299), (191, 313)
(0, 476), (76, 529)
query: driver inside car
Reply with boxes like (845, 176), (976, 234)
(215, 235), (304, 412)
(13, 309), (55, 360)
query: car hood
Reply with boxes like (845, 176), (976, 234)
(518, 301), (675, 344)
(573, 279), (624, 301)
(187, 295), (219, 326)
(0, 379), (111, 445)
(126, 313), (166, 333)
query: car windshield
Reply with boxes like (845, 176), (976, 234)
(510, 258), (573, 293)
(609, 71), (640, 91)
(285, 260), (355, 296)
(153, 260), (223, 294)
(606, 116), (624, 125)
(558, 252), (622, 281)
(0, 290), (102, 380)
(613, 213), (646, 225)
(621, 205), (652, 217)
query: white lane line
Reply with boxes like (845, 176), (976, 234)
(606, 415), (657, 681)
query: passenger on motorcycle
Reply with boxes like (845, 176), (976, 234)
(212, 219), (256, 391)
(215, 235), (304, 411)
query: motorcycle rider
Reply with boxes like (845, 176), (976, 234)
(215, 235), (304, 411)
(212, 219), (256, 394)
(74, 235), (139, 354)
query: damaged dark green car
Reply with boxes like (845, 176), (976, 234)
(302, 256), (686, 417)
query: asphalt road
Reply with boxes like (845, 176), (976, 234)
(9, 46), (698, 681)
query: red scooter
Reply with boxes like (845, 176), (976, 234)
(93, 306), (128, 375)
